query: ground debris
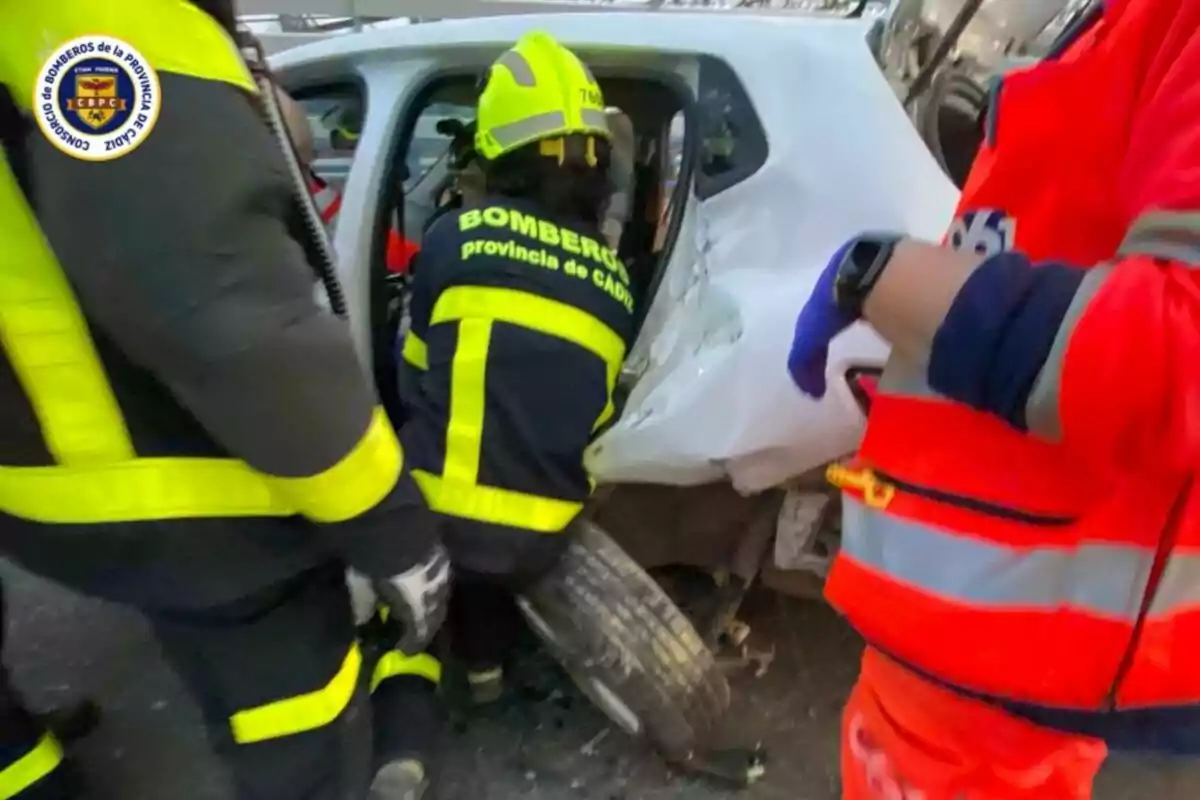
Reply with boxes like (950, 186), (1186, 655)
(581, 728), (611, 756)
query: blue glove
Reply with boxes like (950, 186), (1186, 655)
(788, 239), (858, 398)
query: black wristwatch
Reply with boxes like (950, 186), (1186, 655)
(832, 232), (904, 317)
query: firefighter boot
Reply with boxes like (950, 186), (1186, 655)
(466, 666), (504, 705)
(369, 757), (429, 800)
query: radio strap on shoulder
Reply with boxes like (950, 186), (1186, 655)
(188, 0), (349, 318)
(231, 27), (349, 318)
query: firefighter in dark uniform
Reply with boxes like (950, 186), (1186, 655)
(398, 32), (635, 702)
(0, 3), (449, 798)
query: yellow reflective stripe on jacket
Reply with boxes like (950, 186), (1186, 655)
(1026, 209), (1200, 441)
(0, 458), (288, 524)
(2, 154), (400, 524)
(0, 1), (255, 108)
(412, 285), (625, 533)
(230, 643), (362, 745)
(443, 318), (490, 485)
(0, 10), (405, 528)
(370, 650), (442, 692)
(0, 153), (133, 466)
(430, 286), (626, 428)
(0, 733), (63, 798)
(841, 496), (1158, 621)
(412, 469), (584, 532)
(402, 333), (429, 370)
(0, 408), (399, 524)
(266, 408), (402, 523)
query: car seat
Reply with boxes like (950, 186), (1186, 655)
(602, 109), (636, 250)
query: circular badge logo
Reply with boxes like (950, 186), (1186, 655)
(32, 35), (162, 162)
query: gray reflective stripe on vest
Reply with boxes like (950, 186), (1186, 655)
(1023, 265), (1112, 441)
(842, 497), (1155, 621)
(1118, 210), (1200, 265)
(1148, 555), (1200, 616)
(487, 109), (610, 151)
(495, 51), (536, 87)
(1026, 210), (1200, 441)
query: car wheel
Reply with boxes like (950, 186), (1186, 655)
(518, 521), (731, 760)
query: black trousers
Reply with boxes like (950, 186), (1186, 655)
(147, 561), (443, 800)
(447, 575), (523, 671)
(443, 520), (579, 672)
(442, 518), (581, 672)
(0, 580), (75, 798)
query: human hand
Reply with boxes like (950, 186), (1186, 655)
(787, 239), (859, 398)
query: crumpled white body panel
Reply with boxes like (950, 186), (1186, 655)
(587, 28), (960, 494)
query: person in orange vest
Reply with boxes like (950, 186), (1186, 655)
(789, 0), (1200, 797)
(275, 86), (420, 275)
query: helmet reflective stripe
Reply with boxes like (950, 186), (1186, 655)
(484, 108), (610, 153)
(494, 50), (537, 87)
(475, 31), (611, 161)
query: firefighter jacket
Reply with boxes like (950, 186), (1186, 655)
(827, 0), (1200, 722)
(0, 2), (437, 610)
(398, 196), (635, 577)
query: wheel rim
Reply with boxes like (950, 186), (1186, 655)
(517, 597), (644, 737)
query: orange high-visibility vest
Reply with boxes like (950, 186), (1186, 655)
(827, 0), (1200, 712)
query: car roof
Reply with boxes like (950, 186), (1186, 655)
(270, 11), (865, 69)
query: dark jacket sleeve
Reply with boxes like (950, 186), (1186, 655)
(396, 249), (434, 410)
(26, 71), (437, 576)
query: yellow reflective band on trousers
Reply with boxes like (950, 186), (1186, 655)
(230, 643), (362, 745)
(0, 158), (398, 524)
(370, 651), (442, 692)
(403, 333), (429, 370)
(411, 286), (626, 533)
(1025, 209), (1200, 441)
(0, 1), (256, 110)
(841, 497), (1167, 621)
(0, 733), (63, 799)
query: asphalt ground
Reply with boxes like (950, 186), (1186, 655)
(4, 560), (1200, 800)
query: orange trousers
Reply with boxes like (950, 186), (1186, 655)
(841, 648), (1108, 800)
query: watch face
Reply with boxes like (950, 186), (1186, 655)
(850, 239), (886, 272)
(836, 234), (901, 315)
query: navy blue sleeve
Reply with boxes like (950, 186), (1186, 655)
(926, 252), (1087, 430)
(406, 251), (434, 341)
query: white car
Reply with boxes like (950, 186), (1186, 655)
(274, 9), (957, 488)
(270, 11), (958, 765)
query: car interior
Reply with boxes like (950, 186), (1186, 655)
(366, 72), (694, 421)
(379, 75), (688, 295)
